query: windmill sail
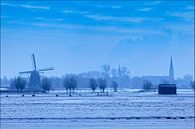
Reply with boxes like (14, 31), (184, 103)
(38, 67), (54, 72)
(31, 54), (37, 70)
(19, 70), (33, 74)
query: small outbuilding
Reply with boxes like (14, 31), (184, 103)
(158, 84), (177, 94)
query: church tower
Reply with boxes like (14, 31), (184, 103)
(169, 57), (174, 80)
(118, 64), (121, 78)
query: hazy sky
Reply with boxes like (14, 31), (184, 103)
(1, 0), (194, 78)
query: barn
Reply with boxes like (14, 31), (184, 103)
(158, 84), (177, 94)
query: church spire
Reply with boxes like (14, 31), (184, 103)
(118, 63), (121, 78)
(169, 57), (174, 80)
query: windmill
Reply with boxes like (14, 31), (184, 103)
(19, 54), (54, 91)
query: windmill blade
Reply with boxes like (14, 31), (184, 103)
(38, 67), (54, 72)
(19, 70), (33, 74)
(31, 54), (37, 70)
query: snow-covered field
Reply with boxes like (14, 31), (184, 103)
(1, 89), (194, 129)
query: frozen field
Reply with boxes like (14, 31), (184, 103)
(0, 89), (194, 129)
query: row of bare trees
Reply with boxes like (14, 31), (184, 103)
(89, 78), (118, 93)
(62, 76), (119, 93)
(11, 75), (151, 93)
(11, 76), (195, 93)
(11, 76), (52, 93)
(11, 76), (115, 94)
(101, 64), (130, 78)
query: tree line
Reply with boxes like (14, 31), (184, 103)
(10, 75), (121, 93)
(10, 76), (195, 93)
(7, 64), (195, 92)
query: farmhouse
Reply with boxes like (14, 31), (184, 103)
(158, 84), (177, 94)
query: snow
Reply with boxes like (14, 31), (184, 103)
(1, 89), (194, 129)
(1, 119), (194, 129)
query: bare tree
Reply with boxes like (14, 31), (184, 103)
(70, 77), (77, 93)
(89, 78), (97, 92)
(112, 81), (118, 92)
(63, 76), (69, 93)
(143, 80), (152, 91)
(12, 77), (27, 91)
(41, 77), (52, 93)
(63, 76), (77, 93)
(98, 78), (107, 93)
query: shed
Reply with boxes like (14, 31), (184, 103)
(158, 84), (177, 94)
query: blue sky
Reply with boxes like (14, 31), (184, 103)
(1, 0), (194, 78)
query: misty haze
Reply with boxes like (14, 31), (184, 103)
(0, 1), (194, 129)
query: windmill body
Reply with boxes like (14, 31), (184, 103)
(28, 70), (42, 91)
(19, 54), (54, 92)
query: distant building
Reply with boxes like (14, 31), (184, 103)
(158, 84), (177, 94)
(141, 57), (175, 85)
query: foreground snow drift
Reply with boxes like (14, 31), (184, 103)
(1, 90), (194, 129)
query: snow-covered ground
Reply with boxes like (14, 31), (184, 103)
(0, 89), (194, 129)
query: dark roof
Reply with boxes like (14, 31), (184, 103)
(159, 84), (176, 87)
